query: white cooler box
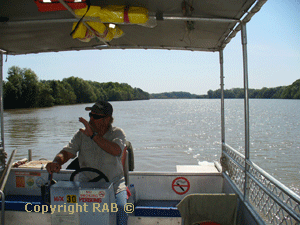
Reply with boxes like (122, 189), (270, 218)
(50, 181), (116, 225)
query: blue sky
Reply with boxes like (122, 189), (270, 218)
(2, 0), (300, 95)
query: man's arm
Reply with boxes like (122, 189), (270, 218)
(79, 117), (123, 156)
(46, 150), (75, 174)
(92, 135), (122, 156)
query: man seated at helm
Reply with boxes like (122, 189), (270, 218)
(46, 100), (128, 225)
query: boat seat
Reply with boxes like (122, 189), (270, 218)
(0, 195), (50, 212)
(121, 146), (129, 185)
(176, 193), (238, 225)
(134, 200), (181, 217)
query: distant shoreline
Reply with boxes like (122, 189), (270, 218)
(150, 79), (300, 100)
(4, 66), (299, 111)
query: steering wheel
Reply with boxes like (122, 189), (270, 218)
(70, 167), (109, 182)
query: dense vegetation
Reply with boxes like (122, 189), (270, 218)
(3, 66), (150, 109)
(4, 66), (299, 109)
(206, 80), (300, 99)
(150, 79), (300, 99)
(150, 92), (206, 99)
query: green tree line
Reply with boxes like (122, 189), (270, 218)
(150, 91), (206, 99)
(206, 79), (300, 99)
(3, 66), (150, 109)
(150, 79), (300, 99)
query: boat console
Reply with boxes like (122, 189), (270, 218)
(51, 181), (116, 225)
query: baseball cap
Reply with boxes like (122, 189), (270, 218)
(85, 101), (113, 116)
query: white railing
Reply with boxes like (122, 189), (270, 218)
(222, 143), (300, 225)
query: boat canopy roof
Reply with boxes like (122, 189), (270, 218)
(0, 0), (266, 55)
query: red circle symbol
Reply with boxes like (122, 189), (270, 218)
(172, 177), (190, 195)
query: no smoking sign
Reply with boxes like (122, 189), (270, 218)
(172, 177), (190, 195)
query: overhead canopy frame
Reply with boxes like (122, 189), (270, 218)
(0, 0), (267, 55)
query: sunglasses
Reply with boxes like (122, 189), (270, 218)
(89, 113), (107, 120)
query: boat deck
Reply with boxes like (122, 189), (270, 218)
(0, 164), (247, 225)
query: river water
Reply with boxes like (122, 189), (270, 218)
(3, 99), (300, 195)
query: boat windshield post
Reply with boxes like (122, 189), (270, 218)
(241, 22), (250, 201)
(0, 52), (4, 170)
(219, 50), (225, 147)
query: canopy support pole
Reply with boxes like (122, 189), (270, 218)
(220, 50), (225, 147)
(241, 22), (250, 201)
(1, 16), (239, 26)
(0, 53), (5, 167)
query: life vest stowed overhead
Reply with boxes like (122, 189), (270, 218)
(71, 5), (148, 42)
(74, 5), (149, 24)
(71, 22), (124, 42)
